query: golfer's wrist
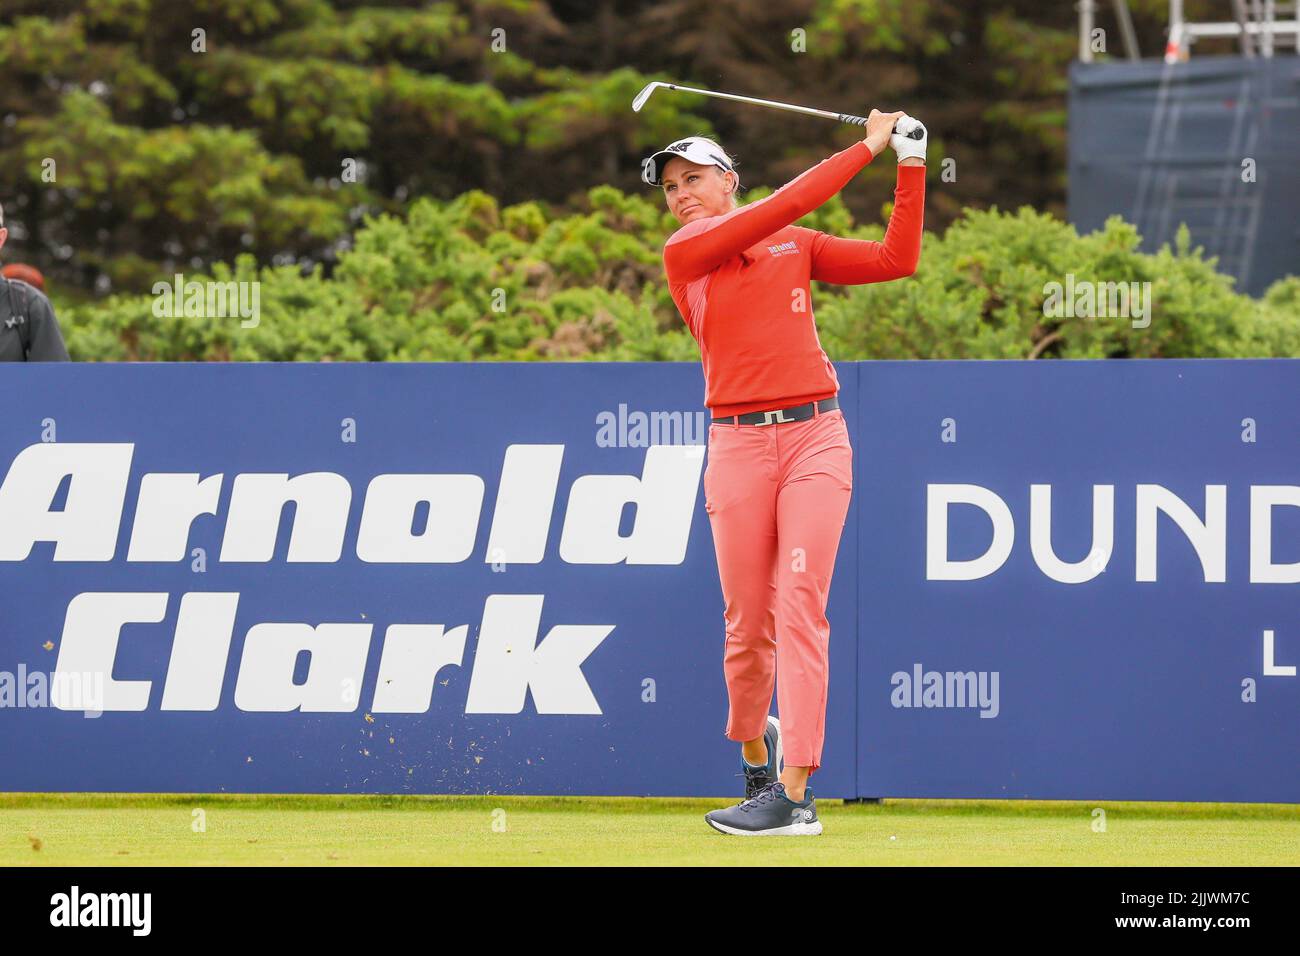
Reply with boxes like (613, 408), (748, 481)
(900, 157), (925, 166)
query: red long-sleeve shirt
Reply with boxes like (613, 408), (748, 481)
(663, 140), (925, 417)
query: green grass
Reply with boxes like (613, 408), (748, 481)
(2, 793), (1296, 866)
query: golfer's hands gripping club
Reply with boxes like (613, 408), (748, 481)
(890, 114), (927, 164)
(861, 109), (905, 159)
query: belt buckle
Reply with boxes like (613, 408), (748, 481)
(757, 408), (795, 426)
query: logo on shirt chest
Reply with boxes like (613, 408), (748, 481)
(765, 240), (801, 258)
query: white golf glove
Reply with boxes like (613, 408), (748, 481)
(890, 115), (927, 163)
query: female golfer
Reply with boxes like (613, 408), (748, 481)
(643, 110), (926, 835)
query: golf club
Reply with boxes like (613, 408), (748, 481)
(632, 80), (924, 138)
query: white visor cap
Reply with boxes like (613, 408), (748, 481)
(643, 137), (734, 187)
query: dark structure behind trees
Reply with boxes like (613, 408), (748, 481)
(1068, 55), (1300, 296)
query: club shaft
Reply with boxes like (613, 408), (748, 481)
(658, 83), (850, 123)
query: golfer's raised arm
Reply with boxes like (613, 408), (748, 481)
(663, 140), (875, 282)
(809, 164), (925, 283)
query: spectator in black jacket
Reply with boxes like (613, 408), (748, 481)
(0, 201), (70, 362)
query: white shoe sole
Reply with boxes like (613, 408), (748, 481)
(705, 816), (823, 837)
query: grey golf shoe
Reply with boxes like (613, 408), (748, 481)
(741, 716), (783, 799)
(705, 782), (822, 837)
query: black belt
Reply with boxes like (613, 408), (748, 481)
(712, 396), (840, 427)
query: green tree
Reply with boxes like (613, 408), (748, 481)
(56, 184), (1300, 363)
(0, 0), (1275, 303)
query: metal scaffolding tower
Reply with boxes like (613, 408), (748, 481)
(1078, 1), (1300, 62)
(1167, 0), (1300, 61)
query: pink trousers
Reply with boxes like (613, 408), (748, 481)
(702, 405), (853, 774)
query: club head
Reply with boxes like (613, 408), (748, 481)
(632, 82), (665, 113)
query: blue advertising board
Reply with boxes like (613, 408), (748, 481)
(0, 362), (857, 798)
(1, 360), (1295, 801)
(857, 360), (1299, 802)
